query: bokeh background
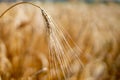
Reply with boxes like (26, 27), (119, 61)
(0, 0), (120, 80)
(0, 0), (120, 2)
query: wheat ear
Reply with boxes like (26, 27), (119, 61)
(0, 2), (84, 80)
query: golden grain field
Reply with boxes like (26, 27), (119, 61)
(0, 2), (120, 80)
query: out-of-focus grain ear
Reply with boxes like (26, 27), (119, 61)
(0, 40), (12, 80)
(79, 60), (108, 80)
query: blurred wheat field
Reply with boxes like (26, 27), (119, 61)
(0, 2), (120, 80)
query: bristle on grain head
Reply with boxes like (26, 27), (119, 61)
(0, 2), (83, 80)
(41, 8), (84, 80)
